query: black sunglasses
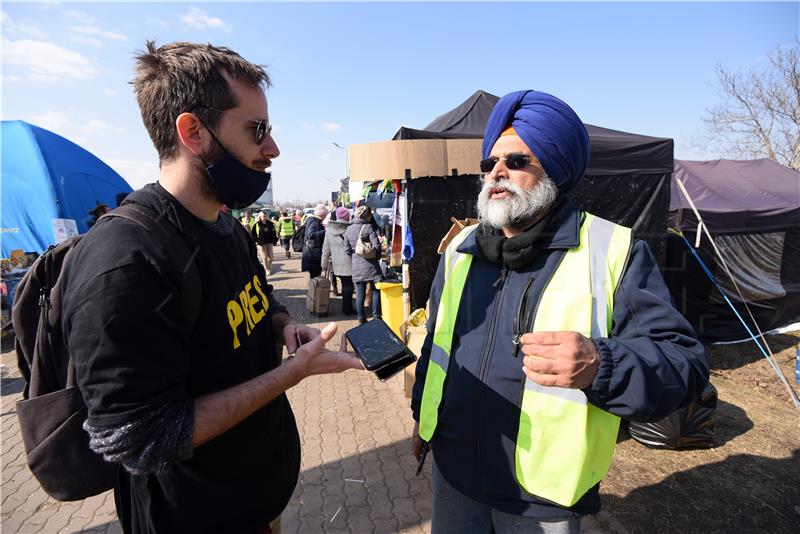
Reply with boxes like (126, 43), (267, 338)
(479, 154), (534, 173)
(193, 106), (272, 145)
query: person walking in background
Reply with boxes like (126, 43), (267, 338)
(301, 204), (328, 279)
(278, 210), (295, 258)
(251, 210), (278, 274)
(344, 205), (382, 324)
(240, 210), (253, 229)
(321, 207), (354, 315)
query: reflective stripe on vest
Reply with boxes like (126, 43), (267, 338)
(418, 224), (478, 442)
(418, 213), (632, 507)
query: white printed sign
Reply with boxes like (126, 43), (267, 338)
(53, 219), (79, 244)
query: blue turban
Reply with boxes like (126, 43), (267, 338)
(482, 90), (590, 193)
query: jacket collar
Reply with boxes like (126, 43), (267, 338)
(457, 197), (581, 256)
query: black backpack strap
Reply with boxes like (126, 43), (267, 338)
(99, 204), (202, 332)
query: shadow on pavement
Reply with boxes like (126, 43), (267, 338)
(287, 438), (433, 533)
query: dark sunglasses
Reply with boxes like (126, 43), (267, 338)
(193, 106), (272, 145)
(479, 154), (534, 173)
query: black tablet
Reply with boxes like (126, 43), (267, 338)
(345, 319), (417, 381)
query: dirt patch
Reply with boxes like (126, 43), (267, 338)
(601, 333), (800, 534)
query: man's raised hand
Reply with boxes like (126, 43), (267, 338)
(520, 331), (600, 389)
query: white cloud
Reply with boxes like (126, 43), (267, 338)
(69, 24), (97, 35)
(103, 88), (119, 96)
(321, 122), (342, 132)
(2, 10), (48, 39)
(82, 119), (107, 132)
(106, 159), (160, 190)
(147, 18), (169, 28)
(320, 153), (331, 160)
(101, 30), (126, 41)
(302, 122), (315, 129)
(71, 34), (104, 48)
(69, 24), (127, 45)
(64, 9), (95, 25)
(1, 74), (23, 83)
(26, 110), (69, 132)
(3, 39), (96, 80)
(180, 7), (230, 32)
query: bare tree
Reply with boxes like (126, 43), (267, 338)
(702, 39), (800, 170)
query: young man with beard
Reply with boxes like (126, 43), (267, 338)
(61, 41), (363, 533)
(410, 90), (708, 533)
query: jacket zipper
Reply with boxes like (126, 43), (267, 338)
(512, 278), (536, 357)
(475, 265), (509, 494)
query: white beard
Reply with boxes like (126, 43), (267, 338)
(477, 175), (558, 230)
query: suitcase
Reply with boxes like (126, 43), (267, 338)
(306, 276), (331, 314)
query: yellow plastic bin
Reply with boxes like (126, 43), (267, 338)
(375, 282), (404, 338)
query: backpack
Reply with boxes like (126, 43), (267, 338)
(11, 203), (202, 501)
(292, 224), (305, 252)
(355, 225), (379, 259)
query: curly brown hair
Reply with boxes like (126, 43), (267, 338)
(132, 41), (270, 162)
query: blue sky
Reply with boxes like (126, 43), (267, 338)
(2, 1), (797, 203)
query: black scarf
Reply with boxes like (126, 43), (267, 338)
(474, 198), (566, 270)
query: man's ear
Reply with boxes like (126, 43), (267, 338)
(175, 112), (207, 157)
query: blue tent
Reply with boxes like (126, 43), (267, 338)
(1, 121), (133, 257)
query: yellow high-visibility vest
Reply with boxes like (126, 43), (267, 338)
(278, 218), (294, 238)
(419, 212), (632, 507)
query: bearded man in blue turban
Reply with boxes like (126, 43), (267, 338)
(411, 90), (707, 533)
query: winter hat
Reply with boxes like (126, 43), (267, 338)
(335, 207), (351, 222)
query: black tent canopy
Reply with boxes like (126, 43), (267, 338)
(664, 159), (800, 341)
(395, 90), (674, 310)
(393, 90), (497, 140)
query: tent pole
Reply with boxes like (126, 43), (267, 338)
(402, 170), (411, 326)
(675, 179), (800, 410)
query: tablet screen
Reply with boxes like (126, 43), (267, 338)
(345, 320), (408, 371)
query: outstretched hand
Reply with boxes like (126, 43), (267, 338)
(287, 322), (364, 381)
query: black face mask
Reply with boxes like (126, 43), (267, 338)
(198, 123), (271, 210)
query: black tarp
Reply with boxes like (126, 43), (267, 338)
(406, 176), (481, 310)
(393, 90), (498, 140)
(393, 91), (674, 309)
(664, 159), (800, 341)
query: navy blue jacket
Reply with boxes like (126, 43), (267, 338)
(301, 216), (325, 272)
(411, 200), (708, 517)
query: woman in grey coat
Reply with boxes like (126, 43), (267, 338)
(321, 207), (354, 315)
(344, 206), (382, 324)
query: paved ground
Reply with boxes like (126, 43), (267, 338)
(0, 254), (620, 533)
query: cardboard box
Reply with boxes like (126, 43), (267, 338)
(348, 138), (483, 188)
(401, 319), (428, 399)
(437, 217), (479, 254)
